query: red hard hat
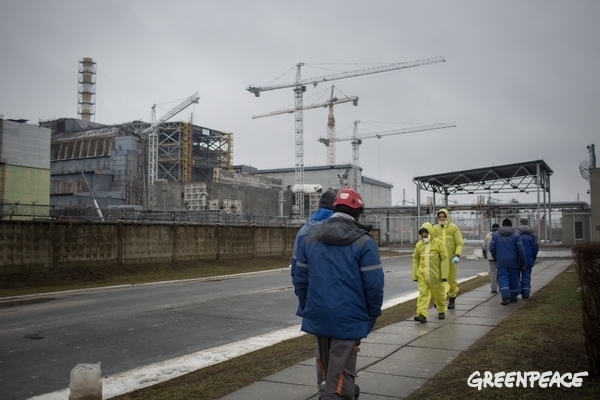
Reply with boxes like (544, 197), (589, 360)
(333, 189), (364, 209)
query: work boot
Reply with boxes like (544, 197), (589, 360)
(438, 312), (445, 320)
(510, 298), (518, 303)
(354, 384), (360, 400)
(414, 314), (427, 323)
(491, 289), (498, 294)
(501, 299), (510, 306)
(448, 297), (456, 309)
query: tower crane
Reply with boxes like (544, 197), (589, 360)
(139, 92), (200, 186)
(319, 120), (457, 191)
(247, 56), (446, 218)
(252, 85), (357, 167)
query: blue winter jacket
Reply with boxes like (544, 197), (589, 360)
(290, 208), (334, 316)
(516, 224), (539, 268)
(489, 226), (527, 270)
(294, 213), (384, 340)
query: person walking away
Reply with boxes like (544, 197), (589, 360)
(290, 190), (337, 316)
(412, 222), (449, 323)
(294, 188), (384, 400)
(432, 208), (464, 309)
(482, 223), (500, 294)
(489, 218), (527, 305)
(515, 218), (539, 299)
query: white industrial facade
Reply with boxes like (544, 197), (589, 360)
(240, 164), (393, 208)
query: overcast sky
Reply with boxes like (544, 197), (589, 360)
(1, 0), (598, 206)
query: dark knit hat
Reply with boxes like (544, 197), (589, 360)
(318, 190), (336, 210)
(492, 223), (500, 229)
(502, 218), (512, 227)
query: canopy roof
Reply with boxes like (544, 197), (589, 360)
(413, 159), (553, 195)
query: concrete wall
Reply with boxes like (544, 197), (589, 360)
(0, 220), (378, 272)
(0, 221), (299, 272)
(149, 181), (285, 217)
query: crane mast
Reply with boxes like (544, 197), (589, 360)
(326, 86), (336, 166)
(320, 121), (457, 191)
(247, 56), (446, 218)
(294, 64), (304, 217)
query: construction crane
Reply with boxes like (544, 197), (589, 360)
(253, 85), (357, 167)
(140, 92), (200, 186)
(247, 56), (446, 218)
(319, 120), (457, 191)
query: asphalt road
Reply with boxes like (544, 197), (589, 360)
(0, 253), (489, 400)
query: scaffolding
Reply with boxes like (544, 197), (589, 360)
(184, 183), (208, 210)
(182, 119), (193, 182)
(223, 199), (243, 214)
(128, 121), (233, 184)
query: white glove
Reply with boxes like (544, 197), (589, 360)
(452, 256), (459, 265)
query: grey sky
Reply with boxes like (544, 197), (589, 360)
(1, 0), (598, 205)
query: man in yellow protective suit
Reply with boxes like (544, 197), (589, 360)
(432, 208), (464, 309)
(412, 222), (449, 323)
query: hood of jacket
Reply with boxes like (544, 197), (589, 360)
(418, 222), (434, 236)
(516, 224), (534, 234)
(313, 213), (368, 245)
(310, 208), (334, 222)
(498, 226), (516, 236)
(437, 208), (452, 224)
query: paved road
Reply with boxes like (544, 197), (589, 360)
(0, 253), (488, 400)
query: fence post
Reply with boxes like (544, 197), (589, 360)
(117, 220), (123, 265)
(216, 224), (220, 260)
(49, 219), (55, 270)
(171, 222), (177, 263)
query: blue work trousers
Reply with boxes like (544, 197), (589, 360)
(498, 267), (520, 301)
(520, 266), (532, 299)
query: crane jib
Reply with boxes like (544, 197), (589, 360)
(246, 56), (445, 94)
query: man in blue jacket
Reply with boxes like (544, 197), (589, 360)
(290, 190), (336, 316)
(490, 218), (527, 305)
(295, 188), (384, 400)
(515, 218), (539, 299)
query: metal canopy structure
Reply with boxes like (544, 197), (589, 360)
(413, 160), (554, 239)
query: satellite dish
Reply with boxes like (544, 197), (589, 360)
(579, 159), (591, 183)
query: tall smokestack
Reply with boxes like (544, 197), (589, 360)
(77, 57), (96, 121)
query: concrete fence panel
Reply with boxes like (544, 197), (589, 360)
(0, 221), (52, 271)
(54, 222), (119, 268)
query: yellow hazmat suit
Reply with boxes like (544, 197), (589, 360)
(412, 222), (449, 318)
(431, 208), (464, 298)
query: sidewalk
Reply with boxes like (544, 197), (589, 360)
(218, 259), (573, 400)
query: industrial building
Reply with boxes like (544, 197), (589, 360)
(39, 116), (291, 218)
(0, 118), (51, 219)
